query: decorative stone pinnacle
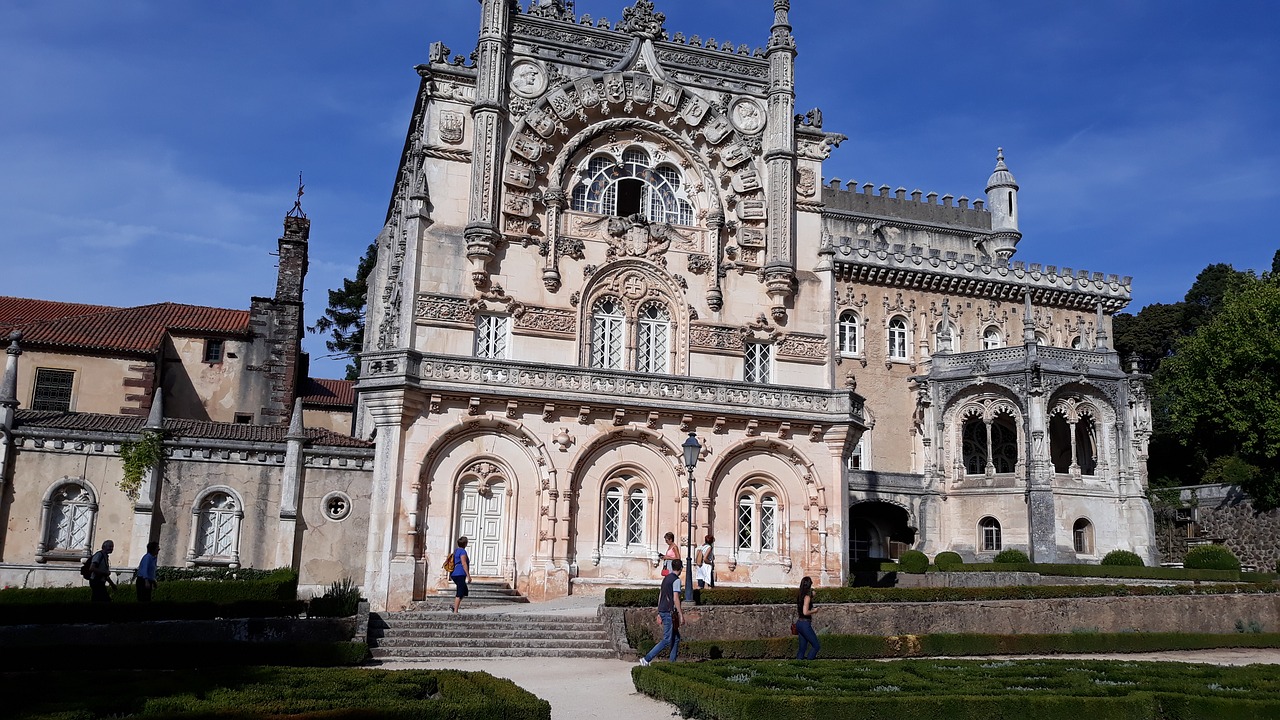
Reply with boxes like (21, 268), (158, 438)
(6, 331), (22, 356)
(617, 0), (666, 40)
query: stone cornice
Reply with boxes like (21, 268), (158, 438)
(832, 245), (1132, 313)
(12, 429), (372, 468)
(357, 350), (863, 426)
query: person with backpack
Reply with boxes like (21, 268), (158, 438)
(448, 536), (471, 614)
(87, 540), (116, 602)
(639, 558), (683, 666)
(695, 534), (714, 590)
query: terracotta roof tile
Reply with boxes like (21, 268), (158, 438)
(14, 410), (373, 449)
(0, 296), (120, 325)
(299, 377), (356, 408)
(0, 300), (251, 355)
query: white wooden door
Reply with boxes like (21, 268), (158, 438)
(457, 480), (504, 576)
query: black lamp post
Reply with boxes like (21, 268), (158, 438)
(681, 432), (701, 603)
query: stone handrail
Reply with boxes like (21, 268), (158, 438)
(358, 350), (864, 425)
(932, 345), (1119, 373)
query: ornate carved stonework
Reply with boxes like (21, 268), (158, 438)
(690, 324), (743, 354)
(415, 294), (473, 326)
(510, 60), (548, 99)
(618, 1), (667, 40)
(514, 306), (577, 336)
(439, 111), (465, 144)
(778, 333), (828, 363)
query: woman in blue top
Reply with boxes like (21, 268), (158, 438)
(451, 536), (471, 614)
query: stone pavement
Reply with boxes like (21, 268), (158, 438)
(376, 594), (1280, 719)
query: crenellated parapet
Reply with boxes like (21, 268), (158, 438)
(823, 179), (991, 233)
(829, 240), (1132, 312)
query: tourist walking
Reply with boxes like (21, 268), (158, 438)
(695, 534), (714, 589)
(450, 536), (471, 614)
(795, 576), (819, 659)
(658, 532), (679, 577)
(88, 540), (116, 602)
(639, 558), (683, 666)
(135, 541), (159, 602)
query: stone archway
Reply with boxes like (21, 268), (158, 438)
(849, 500), (916, 565)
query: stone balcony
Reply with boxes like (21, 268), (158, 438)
(357, 350), (864, 427)
(927, 344), (1125, 380)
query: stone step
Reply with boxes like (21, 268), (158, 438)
(372, 636), (612, 650)
(371, 646), (619, 660)
(377, 612), (595, 624)
(372, 625), (608, 639)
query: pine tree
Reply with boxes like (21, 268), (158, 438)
(309, 242), (377, 380)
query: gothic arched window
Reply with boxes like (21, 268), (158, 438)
(603, 481), (647, 547)
(190, 490), (242, 566)
(983, 326), (1003, 350)
(635, 302), (671, 374)
(962, 410), (1019, 475)
(979, 516), (1002, 552)
(736, 484), (779, 552)
(1050, 407), (1099, 477)
(1073, 518), (1094, 554)
(590, 297), (625, 370)
(42, 482), (96, 555)
(887, 316), (909, 360)
(571, 147), (694, 225)
(838, 311), (860, 355)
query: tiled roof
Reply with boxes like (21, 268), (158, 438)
(299, 377), (356, 409)
(0, 297), (120, 325)
(13, 410), (373, 449)
(0, 299), (251, 355)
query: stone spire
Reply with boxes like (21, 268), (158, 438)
(1023, 289), (1037, 345)
(0, 332), (21, 430)
(144, 386), (165, 432)
(287, 397), (306, 440)
(1094, 303), (1110, 350)
(985, 147), (1020, 233)
(762, 0), (799, 321)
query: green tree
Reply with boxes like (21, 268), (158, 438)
(309, 242), (377, 380)
(1156, 276), (1280, 509)
(1113, 302), (1185, 373)
(1181, 263), (1250, 334)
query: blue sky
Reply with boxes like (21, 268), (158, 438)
(3, 1), (1277, 379)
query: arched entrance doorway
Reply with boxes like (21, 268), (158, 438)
(849, 500), (916, 565)
(455, 478), (506, 577)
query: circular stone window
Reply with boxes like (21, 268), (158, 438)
(322, 492), (352, 521)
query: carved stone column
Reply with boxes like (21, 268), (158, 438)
(542, 189), (566, 292)
(706, 211), (725, 311)
(361, 388), (424, 611)
(465, 0), (514, 288)
(763, 0), (798, 321)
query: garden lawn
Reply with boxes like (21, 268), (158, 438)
(632, 658), (1280, 720)
(2, 666), (550, 720)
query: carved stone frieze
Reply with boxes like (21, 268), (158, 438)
(690, 324), (743, 354)
(514, 306), (577, 337)
(415, 294), (473, 326)
(777, 333), (828, 363)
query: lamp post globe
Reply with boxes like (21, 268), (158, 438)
(681, 432), (701, 602)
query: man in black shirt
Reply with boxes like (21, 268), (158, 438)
(639, 559), (683, 666)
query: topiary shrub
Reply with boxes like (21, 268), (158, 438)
(898, 550), (929, 574)
(1100, 550), (1144, 567)
(934, 551), (963, 569)
(992, 549), (1030, 564)
(1184, 544), (1241, 571)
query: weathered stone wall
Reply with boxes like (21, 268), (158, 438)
(626, 594), (1280, 641)
(1156, 485), (1280, 571)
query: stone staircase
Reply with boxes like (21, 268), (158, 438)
(369, 610), (618, 660)
(368, 582), (619, 660)
(420, 580), (530, 608)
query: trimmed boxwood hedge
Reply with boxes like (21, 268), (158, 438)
(604, 582), (1278, 607)
(934, 551), (963, 569)
(943, 561), (1277, 583)
(1184, 544), (1242, 571)
(898, 550), (930, 574)
(676, 632), (1280, 660)
(993, 548), (1031, 564)
(632, 658), (1280, 720)
(2, 666), (550, 719)
(1100, 549), (1145, 566)
(0, 599), (307, 625)
(2, 641), (369, 672)
(0, 568), (299, 606)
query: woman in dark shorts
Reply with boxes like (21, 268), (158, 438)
(451, 536), (471, 613)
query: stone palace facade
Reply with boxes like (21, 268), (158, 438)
(355, 0), (1156, 609)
